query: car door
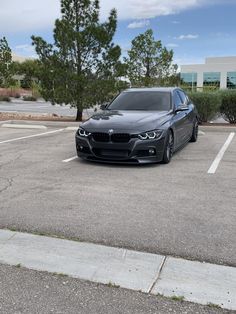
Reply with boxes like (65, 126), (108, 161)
(172, 91), (190, 147)
(177, 90), (194, 138)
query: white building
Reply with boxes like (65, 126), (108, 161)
(180, 56), (236, 89)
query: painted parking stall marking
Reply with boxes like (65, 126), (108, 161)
(2, 123), (47, 130)
(0, 129), (65, 145)
(208, 132), (235, 174)
(62, 156), (78, 163)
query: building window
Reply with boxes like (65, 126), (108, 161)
(180, 73), (197, 87)
(227, 72), (236, 89)
(203, 72), (220, 88)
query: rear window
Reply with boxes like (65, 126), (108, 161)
(108, 91), (171, 111)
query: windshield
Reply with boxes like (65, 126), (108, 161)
(108, 91), (171, 111)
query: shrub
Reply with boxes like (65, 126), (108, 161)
(23, 95), (37, 101)
(188, 92), (221, 122)
(220, 90), (236, 124)
(0, 95), (11, 102)
(31, 82), (41, 99)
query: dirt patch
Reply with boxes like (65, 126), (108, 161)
(0, 88), (31, 97)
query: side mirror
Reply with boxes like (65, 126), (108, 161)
(100, 103), (108, 110)
(175, 105), (189, 113)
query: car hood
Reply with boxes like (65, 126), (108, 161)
(81, 110), (171, 132)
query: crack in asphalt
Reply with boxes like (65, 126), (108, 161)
(0, 153), (22, 170)
(0, 177), (14, 194)
(0, 154), (22, 193)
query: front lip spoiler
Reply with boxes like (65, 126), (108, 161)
(79, 155), (160, 165)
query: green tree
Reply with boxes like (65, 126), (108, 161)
(32, 0), (122, 121)
(0, 37), (13, 87)
(16, 59), (40, 88)
(160, 70), (180, 87)
(124, 29), (177, 87)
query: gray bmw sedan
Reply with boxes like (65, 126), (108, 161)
(75, 87), (199, 164)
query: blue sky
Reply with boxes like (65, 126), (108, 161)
(1, 0), (236, 66)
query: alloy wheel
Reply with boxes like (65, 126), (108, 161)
(166, 132), (174, 160)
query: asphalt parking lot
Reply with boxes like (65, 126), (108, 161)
(0, 124), (235, 267)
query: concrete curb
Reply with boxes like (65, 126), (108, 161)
(0, 120), (12, 125)
(200, 125), (236, 132)
(0, 229), (235, 310)
(1, 123), (47, 130)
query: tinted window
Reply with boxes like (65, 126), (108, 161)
(227, 72), (236, 89)
(177, 90), (188, 104)
(180, 73), (197, 87)
(173, 91), (183, 109)
(108, 91), (171, 111)
(203, 72), (220, 88)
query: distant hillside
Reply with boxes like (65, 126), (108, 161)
(12, 53), (34, 63)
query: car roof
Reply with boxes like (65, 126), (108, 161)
(123, 87), (179, 93)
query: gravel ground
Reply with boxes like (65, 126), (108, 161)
(0, 264), (232, 314)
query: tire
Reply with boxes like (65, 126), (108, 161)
(190, 120), (198, 142)
(162, 130), (174, 164)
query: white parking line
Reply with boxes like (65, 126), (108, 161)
(2, 123), (47, 130)
(0, 129), (64, 145)
(198, 130), (205, 135)
(208, 132), (235, 174)
(62, 156), (78, 163)
(65, 127), (79, 131)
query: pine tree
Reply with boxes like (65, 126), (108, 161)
(32, 0), (122, 121)
(124, 29), (177, 87)
(0, 37), (12, 87)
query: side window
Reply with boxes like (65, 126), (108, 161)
(173, 91), (183, 109)
(177, 90), (188, 105)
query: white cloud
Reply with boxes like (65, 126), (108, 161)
(0, 0), (60, 33)
(172, 20), (180, 24)
(101, 0), (208, 20)
(127, 20), (150, 29)
(0, 0), (217, 33)
(14, 44), (37, 58)
(213, 32), (231, 38)
(166, 43), (179, 48)
(15, 44), (35, 53)
(175, 34), (199, 40)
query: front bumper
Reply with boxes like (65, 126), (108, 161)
(75, 133), (166, 164)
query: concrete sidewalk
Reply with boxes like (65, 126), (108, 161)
(0, 229), (235, 311)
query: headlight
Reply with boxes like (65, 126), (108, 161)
(78, 128), (91, 137)
(138, 130), (162, 140)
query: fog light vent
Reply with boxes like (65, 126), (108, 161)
(149, 148), (156, 155)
